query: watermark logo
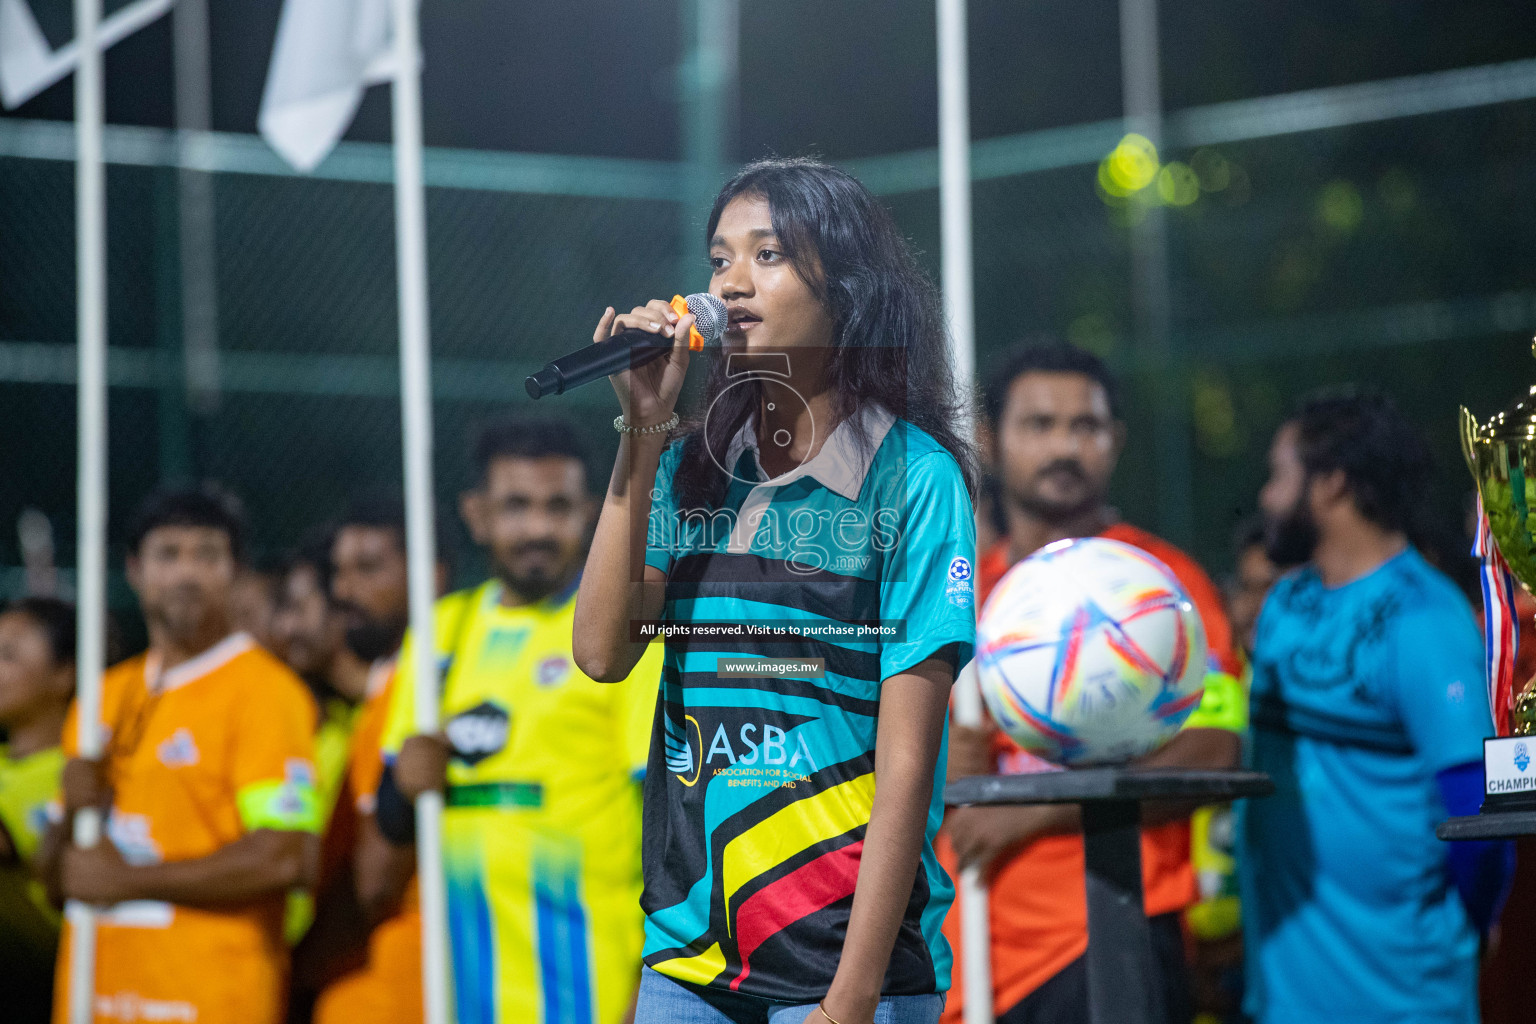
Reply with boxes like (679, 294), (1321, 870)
(704, 353), (814, 485)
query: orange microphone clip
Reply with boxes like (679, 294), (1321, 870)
(671, 295), (707, 351)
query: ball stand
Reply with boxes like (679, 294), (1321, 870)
(945, 768), (1275, 1024)
(1437, 805), (1536, 840)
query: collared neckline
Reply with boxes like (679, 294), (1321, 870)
(145, 632), (255, 694)
(722, 403), (897, 501)
(482, 571), (580, 615)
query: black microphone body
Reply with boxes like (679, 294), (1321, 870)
(526, 292), (728, 400)
(524, 329), (675, 399)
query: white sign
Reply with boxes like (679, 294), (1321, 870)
(1485, 736), (1536, 796)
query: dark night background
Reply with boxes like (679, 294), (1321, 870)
(4, 0), (1536, 598)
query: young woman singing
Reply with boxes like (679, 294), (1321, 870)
(575, 158), (978, 1024)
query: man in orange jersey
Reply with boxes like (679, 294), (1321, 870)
(41, 487), (322, 1024)
(941, 345), (1244, 1024)
(309, 500), (442, 1024)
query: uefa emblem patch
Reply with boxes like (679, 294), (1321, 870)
(945, 555), (974, 608)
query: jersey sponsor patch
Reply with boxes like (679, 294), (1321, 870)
(535, 654), (572, 689)
(107, 810), (162, 865)
(445, 700), (511, 765)
(156, 727), (200, 768)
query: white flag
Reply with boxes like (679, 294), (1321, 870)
(0, 0), (174, 109)
(258, 0), (399, 173)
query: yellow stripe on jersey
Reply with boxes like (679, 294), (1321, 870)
(657, 942), (728, 987)
(720, 771), (876, 935)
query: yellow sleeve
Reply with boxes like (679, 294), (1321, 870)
(381, 587), (480, 760)
(379, 631), (419, 763)
(1181, 668), (1248, 735)
(0, 749), (65, 863)
(614, 639), (664, 780)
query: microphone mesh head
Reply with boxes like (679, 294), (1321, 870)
(685, 292), (729, 345)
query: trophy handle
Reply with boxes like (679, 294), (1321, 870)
(1459, 406), (1481, 479)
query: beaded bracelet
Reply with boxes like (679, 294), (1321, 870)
(612, 411), (679, 436)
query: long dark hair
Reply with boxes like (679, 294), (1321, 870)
(671, 157), (979, 511)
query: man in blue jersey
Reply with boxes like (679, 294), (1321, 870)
(1243, 387), (1513, 1024)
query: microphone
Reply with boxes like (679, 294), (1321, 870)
(525, 293), (728, 400)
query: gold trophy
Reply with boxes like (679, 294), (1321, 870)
(1460, 341), (1536, 736)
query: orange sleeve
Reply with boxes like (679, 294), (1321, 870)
(348, 673), (395, 815)
(61, 700), (78, 760)
(230, 659), (322, 833)
(1164, 552), (1241, 678)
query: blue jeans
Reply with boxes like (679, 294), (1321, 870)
(635, 967), (945, 1024)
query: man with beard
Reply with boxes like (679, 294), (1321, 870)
(376, 418), (662, 1024)
(307, 498), (446, 1024)
(273, 544), (373, 830)
(940, 344), (1244, 1024)
(41, 487), (321, 1024)
(270, 537), (390, 1019)
(1242, 388), (1510, 1024)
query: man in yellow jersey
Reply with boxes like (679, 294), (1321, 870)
(40, 487), (322, 1024)
(0, 598), (75, 1023)
(379, 417), (662, 1024)
(311, 499), (449, 1024)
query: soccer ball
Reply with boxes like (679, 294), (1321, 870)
(975, 537), (1207, 766)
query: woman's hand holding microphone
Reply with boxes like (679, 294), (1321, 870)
(593, 299), (695, 431)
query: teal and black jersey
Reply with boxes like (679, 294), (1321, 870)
(639, 404), (976, 1002)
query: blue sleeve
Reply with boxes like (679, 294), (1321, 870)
(644, 441), (684, 577)
(1392, 603), (1493, 775)
(1436, 760), (1515, 938)
(877, 450), (977, 681)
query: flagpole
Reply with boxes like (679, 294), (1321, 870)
(67, 0), (108, 1018)
(388, 1), (451, 1022)
(937, 0), (992, 1021)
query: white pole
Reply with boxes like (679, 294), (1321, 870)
(173, 0), (222, 416)
(388, 2), (451, 1022)
(67, 0), (107, 1019)
(937, 0), (976, 425)
(937, 1), (992, 1022)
